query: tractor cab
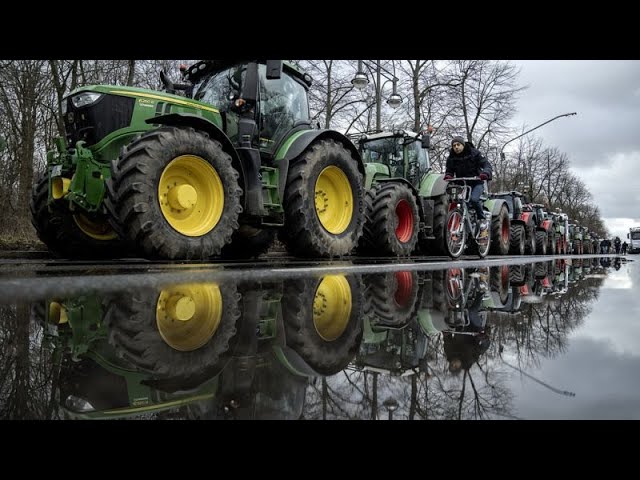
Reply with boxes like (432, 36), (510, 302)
(357, 130), (430, 186)
(186, 60), (312, 155)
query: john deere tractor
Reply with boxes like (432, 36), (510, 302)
(354, 130), (510, 257)
(31, 60), (365, 260)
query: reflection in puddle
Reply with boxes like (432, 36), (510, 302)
(0, 257), (629, 419)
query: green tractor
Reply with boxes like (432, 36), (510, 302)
(31, 60), (365, 260)
(354, 130), (510, 257)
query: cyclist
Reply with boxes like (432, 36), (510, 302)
(443, 136), (493, 238)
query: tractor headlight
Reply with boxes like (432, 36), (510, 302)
(61, 98), (67, 115)
(71, 92), (103, 108)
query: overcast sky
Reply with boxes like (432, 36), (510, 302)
(511, 60), (640, 239)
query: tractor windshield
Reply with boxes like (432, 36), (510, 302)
(631, 232), (640, 240)
(192, 65), (244, 110)
(360, 137), (404, 176)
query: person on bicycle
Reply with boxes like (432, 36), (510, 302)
(443, 136), (492, 237)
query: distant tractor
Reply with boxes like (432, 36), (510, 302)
(552, 212), (569, 254)
(355, 130), (509, 257)
(487, 191), (534, 255)
(530, 203), (556, 255)
(31, 60), (365, 260)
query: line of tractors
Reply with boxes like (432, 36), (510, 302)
(31, 59), (601, 261)
(29, 258), (602, 419)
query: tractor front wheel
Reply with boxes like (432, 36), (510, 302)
(30, 171), (126, 259)
(359, 183), (419, 256)
(282, 274), (364, 375)
(490, 204), (511, 255)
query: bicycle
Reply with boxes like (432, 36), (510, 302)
(443, 177), (491, 259)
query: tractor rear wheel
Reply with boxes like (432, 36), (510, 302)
(359, 183), (419, 256)
(490, 204), (511, 255)
(509, 224), (526, 255)
(106, 126), (242, 260)
(281, 139), (364, 257)
(30, 171), (126, 259)
(535, 231), (548, 255)
(282, 274), (364, 375)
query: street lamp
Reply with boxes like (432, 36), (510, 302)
(351, 60), (403, 131)
(382, 397), (399, 420)
(500, 112), (577, 161)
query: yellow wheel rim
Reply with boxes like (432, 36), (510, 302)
(158, 155), (224, 237)
(314, 166), (353, 234)
(312, 275), (352, 341)
(73, 213), (118, 241)
(156, 283), (222, 351)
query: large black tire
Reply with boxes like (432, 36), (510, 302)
(359, 183), (419, 256)
(524, 218), (537, 255)
(281, 139), (364, 258)
(364, 271), (420, 327)
(490, 204), (511, 255)
(509, 264), (528, 286)
(30, 171), (127, 259)
(490, 265), (511, 305)
(421, 195), (448, 256)
(220, 225), (276, 259)
(509, 224), (526, 255)
(548, 231), (557, 255)
(282, 274), (364, 375)
(106, 126), (242, 260)
(535, 231), (548, 255)
(104, 282), (241, 385)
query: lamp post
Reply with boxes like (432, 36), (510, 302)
(351, 60), (403, 132)
(500, 112), (576, 192)
(500, 112), (577, 162)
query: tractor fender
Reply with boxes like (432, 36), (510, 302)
(483, 197), (508, 217)
(274, 129), (364, 204)
(418, 172), (448, 198)
(147, 113), (244, 186)
(520, 211), (534, 226)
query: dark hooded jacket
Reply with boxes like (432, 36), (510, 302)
(445, 142), (493, 185)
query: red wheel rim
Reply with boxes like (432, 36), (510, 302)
(395, 199), (414, 243)
(501, 218), (509, 242)
(394, 271), (413, 306)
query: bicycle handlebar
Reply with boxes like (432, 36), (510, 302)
(444, 176), (483, 182)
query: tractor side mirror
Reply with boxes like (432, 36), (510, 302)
(627, 233), (630, 239)
(266, 60), (283, 80)
(421, 133), (431, 149)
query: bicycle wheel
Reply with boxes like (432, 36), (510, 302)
(445, 208), (467, 258)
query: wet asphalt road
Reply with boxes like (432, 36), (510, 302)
(0, 251), (626, 303)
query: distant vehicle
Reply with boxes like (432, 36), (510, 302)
(628, 227), (640, 253)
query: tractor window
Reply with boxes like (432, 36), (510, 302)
(192, 66), (244, 111)
(360, 137), (404, 176)
(405, 140), (428, 184)
(631, 232), (640, 240)
(258, 65), (309, 153)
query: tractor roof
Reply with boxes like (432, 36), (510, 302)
(354, 130), (422, 143)
(183, 60), (312, 88)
